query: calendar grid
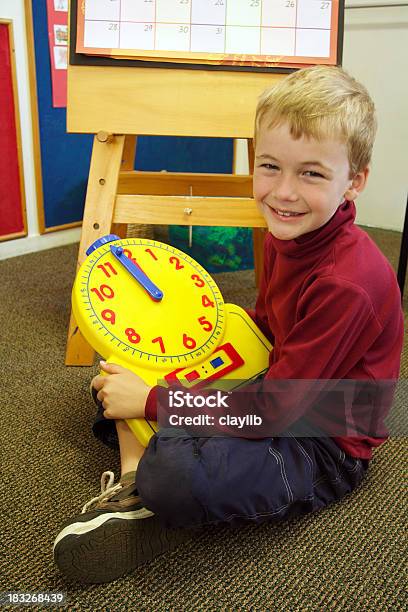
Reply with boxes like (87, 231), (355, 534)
(78, 20), (332, 31)
(78, 19), (332, 30)
(154, 1), (157, 51)
(118, 0), (121, 51)
(295, 0), (299, 56)
(224, 0), (228, 56)
(189, 0), (192, 55)
(77, 1), (340, 67)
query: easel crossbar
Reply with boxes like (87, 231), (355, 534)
(117, 171), (253, 197)
(113, 195), (267, 227)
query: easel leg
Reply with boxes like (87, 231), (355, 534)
(122, 135), (137, 170)
(112, 135), (138, 239)
(252, 227), (267, 287)
(245, 139), (266, 287)
(65, 133), (126, 366)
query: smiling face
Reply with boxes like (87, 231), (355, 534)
(253, 122), (368, 241)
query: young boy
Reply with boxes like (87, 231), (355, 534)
(54, 66), (403, 584)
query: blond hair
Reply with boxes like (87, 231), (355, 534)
(254, 65), (377, 176)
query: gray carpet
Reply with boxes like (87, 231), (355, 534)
(0, 227), (406, 610)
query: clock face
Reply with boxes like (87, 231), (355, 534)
(73, 238), (226, 369)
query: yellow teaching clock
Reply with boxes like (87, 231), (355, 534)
(72, 235), (272, 446)
(73, 235), (225, 370)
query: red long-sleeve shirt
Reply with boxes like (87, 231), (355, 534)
(146, 201), (404, 459)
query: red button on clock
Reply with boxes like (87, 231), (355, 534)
(185, 370), (200, 382)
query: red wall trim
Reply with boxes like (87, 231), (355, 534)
(0, 22), (25, 238)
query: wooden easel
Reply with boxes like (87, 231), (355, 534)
(65, 64), (284, 365)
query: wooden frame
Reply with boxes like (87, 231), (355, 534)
(0, 19), (27, 242)
(24, 0), (45, 234)
(67, 64), (283, 137)
(24, 0), (84, 235)
(64, 15), (287, 365)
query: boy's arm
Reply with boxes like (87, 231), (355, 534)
(147, 276), (384, 437)
(246, 290), (274, 345)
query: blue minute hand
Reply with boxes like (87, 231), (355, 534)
(110, 245), (164, 302)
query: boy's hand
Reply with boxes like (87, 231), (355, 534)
(91, 361), (152, 421)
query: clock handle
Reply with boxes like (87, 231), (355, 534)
(110, 245), (164, 302)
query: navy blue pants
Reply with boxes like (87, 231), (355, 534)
(93, 404), (368, 528)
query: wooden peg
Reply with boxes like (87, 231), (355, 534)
(186, 188), (193, 247)
(97, 131), (114, 143)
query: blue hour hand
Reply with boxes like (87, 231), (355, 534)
(110, 245), (164, 302)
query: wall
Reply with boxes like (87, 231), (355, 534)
(0, 0), (81, 262)
(342, 1), (408, 231)
(0, 1), (406, 261)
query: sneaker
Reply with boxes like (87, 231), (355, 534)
(53, 471), (193, 583)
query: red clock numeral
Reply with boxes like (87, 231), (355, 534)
(169, 256), (184, 270)
(183, 334), (197, 349)
(201, 294), (215, 308)
(90, 284), (115, 301)
(191, 274), (205, 288)
(125, 328), (141, 344)
(145, 248), (158, 261)
(122, 248), (148, 274)
(101, 309), (116, 325)
(123, 248), (138, 265)
(198, 316), (213, 332)
(152, 336), (166, 353)
(97, 262), (117, 278)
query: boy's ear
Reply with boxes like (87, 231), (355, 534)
(344, 166), (370, 200)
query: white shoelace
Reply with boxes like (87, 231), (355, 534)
(81, 471), (123, 514)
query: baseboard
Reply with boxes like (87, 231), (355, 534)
(0, 227), (81, 261)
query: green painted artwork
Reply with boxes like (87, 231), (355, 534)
(169, 226), (254, 273)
